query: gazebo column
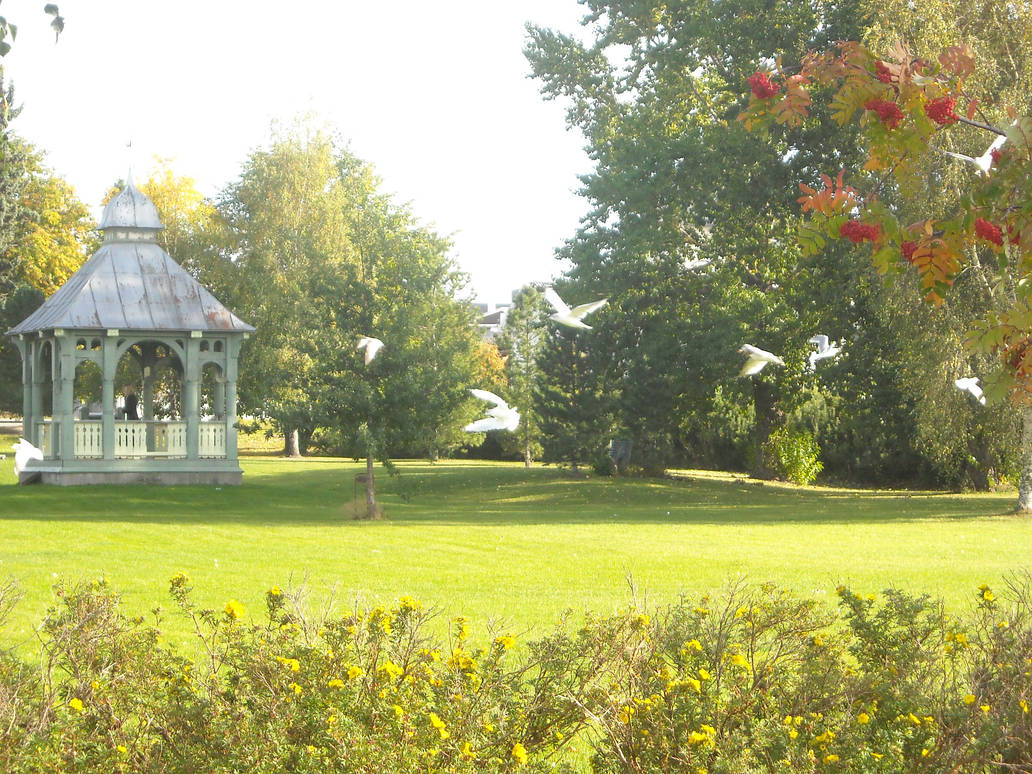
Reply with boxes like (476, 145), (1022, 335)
(184, 335), (201, 459)
(225, 350), (239, 462)
(102, 332), (118, 460)
(142, 367), (155, 421)
(31, 339), (45, 451)
(56, 335), (75, 461)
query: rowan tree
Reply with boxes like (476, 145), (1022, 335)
(742, 39), (1032, 506)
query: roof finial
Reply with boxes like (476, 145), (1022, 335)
(126, 139), (134, 186)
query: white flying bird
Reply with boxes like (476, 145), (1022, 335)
(464, 389), (520, 432)
(544, 286), (608, 330)
(356, 337), (384, 365)
(13, 438), (43, 477)
(684, 257), (713, 271)
(943, 130), (1008, 175)
(738, 344), (784, 376)
(807, 334), (843, 370)
(954, 376), (986, 405)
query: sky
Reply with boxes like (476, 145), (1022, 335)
(2, 0), (595, 305)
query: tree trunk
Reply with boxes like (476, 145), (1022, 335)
(751, 379), (781, 479)
(284, 428), (301, 458)
(524, 441), (532, 468)
(1018, 406), (1032, 512)
(365, 450), (377, 520)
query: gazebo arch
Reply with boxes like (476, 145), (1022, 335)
(5, 178), (255, 485)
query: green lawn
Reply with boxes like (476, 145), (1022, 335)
(1, 455), (1030, 653)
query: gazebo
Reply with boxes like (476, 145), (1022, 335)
(5, 179), (255, 485)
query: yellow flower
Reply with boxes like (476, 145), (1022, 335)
(116, 745), (127, 755)
(921, 748), (931, 757)
(347, 665), (365, 680)
(67, 698), (84, 712)
(963, 694), (976, 705)
(276, 657), (300, 672)
(494, 635), (516, 650)
(857, 712), (870, 724)
(907, 713), (921, 725)
(687, 677), (702, 693)
(1021, 700), (1029, 714)
(812, 634), (824, 647)
(511, 742), (528, 764)
(980, 704), (990, 714)
(618, 705), (635, 724)
(429, 712), (450, 739)
(328, 678), (345, 689)
(823, 754), (839, 763)
(461, 741), (476, 760)
(728, 652), (750, 670)
(289, 682), (302, 695)
(268, 585), (282, 596)
(633, 613), (651, 629)
(393, 704), (404, 717)
(698, 667), (712, 681)
(685, 639), (703, 651)
(870, 752), (883, 760)
(224, 599), (244, 620)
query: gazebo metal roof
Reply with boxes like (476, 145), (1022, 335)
(7, 180), (254, 336)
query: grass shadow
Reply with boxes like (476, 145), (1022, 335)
(0, 457), (1017, 527)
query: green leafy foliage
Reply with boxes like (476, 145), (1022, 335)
(763, 425), (824, 485)
(495, 285), (550, 466)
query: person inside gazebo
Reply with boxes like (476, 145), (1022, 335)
(124, 385), (140, 421)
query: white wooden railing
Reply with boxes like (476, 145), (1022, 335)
(37, 419), (227, 459)
(74, 421), (103, 458)
(36, 420), (53, 456)
(199, 422), (226, 458)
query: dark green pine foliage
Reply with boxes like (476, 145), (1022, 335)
(535, 322), (616, 473)
(0, 284), (44, 410)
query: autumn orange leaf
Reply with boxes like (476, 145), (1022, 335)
(797, 171), (859, 216)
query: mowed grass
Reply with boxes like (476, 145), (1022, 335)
(1, 454), (1031, 653)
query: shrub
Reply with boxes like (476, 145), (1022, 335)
(2, 578), (1031, 771)
(764, 426), (824, 485)
(0, 577), (605, 773)
(584, 579), (1032, 772)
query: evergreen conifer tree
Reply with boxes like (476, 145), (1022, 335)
(535, 325), (616, 473)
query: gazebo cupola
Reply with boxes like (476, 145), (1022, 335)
(6, 178), (255, 485)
